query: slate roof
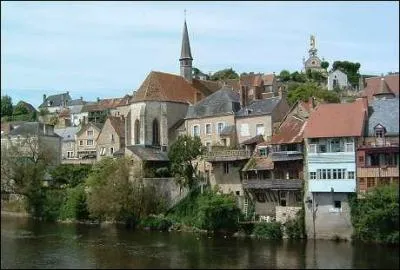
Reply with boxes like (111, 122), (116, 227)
(185, 86), (240, 119)
(304, 98), (367, 138)
(360, 74), (399, 100)
(54, 127), (80, 142)
(367, 98), (399, 136)
(180, 20), (193, 60)
(69, 105), (84, 114)
(16, 101), (37, 113)
(67, 99), (86, 106)
(8, 122), (60, 137)
(236, 97), (281, 117)
(39, 92), (71, 108)
(126, 145), (169, 161)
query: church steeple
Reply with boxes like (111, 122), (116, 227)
(179, 12), (193, 82)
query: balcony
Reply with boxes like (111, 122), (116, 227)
(204, 150), (252, 162)
(270, 151), (303, 162)
(358, 142), (399, 152)
(308, 179), (356, 193)
(357, 166), (399, 178)
(242, 178), (302, 190)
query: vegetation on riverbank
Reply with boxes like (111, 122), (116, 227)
(349, 184), (399, 245)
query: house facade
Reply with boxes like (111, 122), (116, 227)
(327, 69), (349, 91)
(97, 116), (125, 161)
(75, 122), (103, 160)
(303, 98), (367, 240)
(39, 92), (71, 114)
(54, 126), (80, 162)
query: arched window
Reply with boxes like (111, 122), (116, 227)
(152, 119), (160, 146)
(135, 119), (140, 144)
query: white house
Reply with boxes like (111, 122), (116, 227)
(327, 69), (349, 91)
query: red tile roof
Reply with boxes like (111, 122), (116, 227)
(270, 115), (307, 144)
(240, 74), (263, 87)
(304, 98), (367, 138)
(132, 71), (202, 104)
(360, 74), (399, 100)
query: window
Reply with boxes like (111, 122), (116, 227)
(79, 140), (84, 146)
(327, 169), (332, 179)
(135, 119), (140, 145)
(236, 191), (240, 196)
(345, 142), (354, 152)
(317, 169), (321, 179)
(240, 123), (249, 136)
(333, 169), (337, 179)
(259, 148), (268, 156)
(67, 151), (73, 158)
(217, 123), (225, 135)
(100, 147), (106, 156)
(375, 129), (384, 138)
(348, 171), (355, 179)
(322, 169), (327, 179)
(192, 125), (200, 137)
(152, 119), (160, 146)
(309, 144), (317, 153)
(310, 172), (316, 179)
(256, 124), (265, 135)
(87, 140), (93, 146)
(110, 147), (114, 155)
(330, 138), (340, 152)
(319, 144), (327, 153)
(87, 130), (93, 137)
(205, 124), (211, 135)
(334, 201), (341, 209)
(224, 162), (229, 174)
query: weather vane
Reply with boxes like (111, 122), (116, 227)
(184, 9), (187, 20)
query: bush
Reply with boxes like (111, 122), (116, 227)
(41, 189), (67, 221)
(350, 184), (399, 244)
(59, 184), (89, 221)
(140, 215), (173, 231)
(253, 222), (283, 240)
(284, 208), (306, 239)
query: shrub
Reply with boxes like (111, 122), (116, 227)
(41, 189), (67, 221)
(284, 208), (306, 239)
(140, 215), (173, 231)
(59, 184), (89, 221)
(253, 222), (283, 240)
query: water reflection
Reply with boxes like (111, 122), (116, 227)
(1, 215), (398, 269)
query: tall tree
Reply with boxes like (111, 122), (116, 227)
(168, 135), (206, 190)
(210, 68), (239, 81)
(279, 70), (291, 82)
(1, 95), (13, 117)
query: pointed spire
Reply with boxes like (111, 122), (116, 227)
(180, 16), (193, 60)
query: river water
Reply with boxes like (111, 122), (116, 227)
(1, 215), (398, 269)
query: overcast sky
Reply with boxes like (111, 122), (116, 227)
(1, 1), (399, 108)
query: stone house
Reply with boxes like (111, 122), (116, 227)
(303, 98), (367, 240)
(327, 69), (349, 91)
(356, 96), (399, 194)
(97, 116), (125, 161)
(54, 126), (80, 162)
(75, 122), (103, 160)
(241, 99), (314, 221)
(39, 92), (71, 114)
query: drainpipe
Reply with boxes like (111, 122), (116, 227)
(312, 192), (318, 239)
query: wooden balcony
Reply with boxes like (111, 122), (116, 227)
(270, 151), (303, 162)
(242, 178), (302, 190)
(204, 150), (252, 162)
(357, 166), (399, 178)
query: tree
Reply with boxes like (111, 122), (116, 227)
(1, 95), (13, 117)
(332, 60), (361, 86)
(287, 82), (340, 105)
(13, 102), (29, 116)
(279, 70), (291, 82)
(210, 68), (239, 81)
(168, 135), (206, 190)
(49, 164), (92, 188)
(321, 61), (329, 70)
(290, 71), (307, 83)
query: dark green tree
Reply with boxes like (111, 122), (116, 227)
(1, 95), (13, 117)
(279, 70), (291, 82)
(168, 135), (206, 190)
(321, 61), (329, 70)
(290, 71), (307, 83)
(210, 68), (239, 81)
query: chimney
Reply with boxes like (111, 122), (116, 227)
(240, 86), (248, 108)
(43, 94), (47, 102)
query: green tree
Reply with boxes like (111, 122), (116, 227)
(39, 108), (50, 117)
(290, 71), (307, 83)
(168, 135), (206, 190)
(321, 61), (329, 70)
(287, 82), (339, 105)
(210, 68), (239, 81)
(1, 95), (13, 117)
(13, 102), (29, 116)
(49, 164), (92, 188)
(279, 70), (291, 82)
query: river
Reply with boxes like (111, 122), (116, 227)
(1, 215), (398, 269)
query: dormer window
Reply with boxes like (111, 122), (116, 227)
(374, 124), (386, 138)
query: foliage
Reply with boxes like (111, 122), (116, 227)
(321, 61), (329, 70)
(59, 184), (89, 221)
(332, 60), (361, 86)
(193, 67), (207, 79)
(49, 164), (92, 188)
(13, 101), (29, 116)
(195, 189), (241, 232)
(287, 82), (339, 105)
(279, 70), (291, 82)
(168, 135), (206, 190)
(350, 184), (399, 244)
(41, 188), (67, 221)
(210, 68), (239, 81)
(1, 95), (13, 117)
(49, 115), (59, 126)
(39, 108), (50, 117)
(284, 207), (306, 239)
(253, 222), (283, 240)
(139, 215), (173, 231)
(290, 71), (307, 83)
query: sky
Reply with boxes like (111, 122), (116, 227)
(1, 1), (399, 109)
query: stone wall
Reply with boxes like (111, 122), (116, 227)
(276, 206), (301, 223)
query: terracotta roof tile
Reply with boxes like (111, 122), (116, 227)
(270, 116), (307, 144)
(360, 74), (399, 100)
(304, 99), (367, 138)
(192, 78), (222, 96)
